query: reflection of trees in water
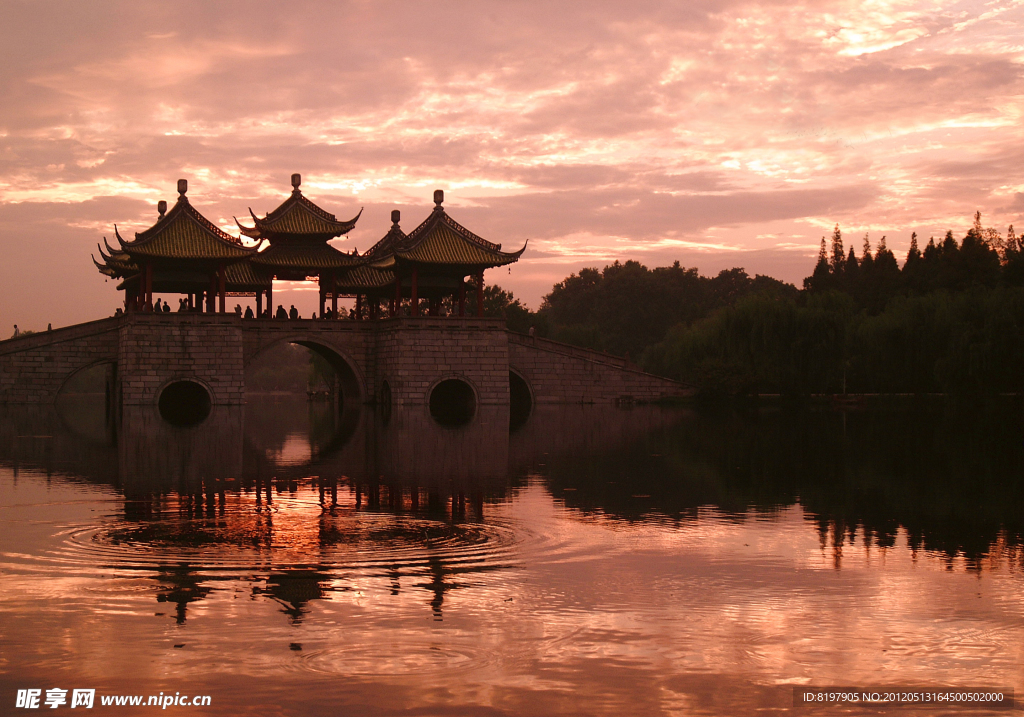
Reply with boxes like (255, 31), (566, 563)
(0, 403), (118, 484)
(531, 399), (1024, 570)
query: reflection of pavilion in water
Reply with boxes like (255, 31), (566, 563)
(0, 399), (677, 624)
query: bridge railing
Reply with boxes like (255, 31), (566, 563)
(0, 316), (121, 355)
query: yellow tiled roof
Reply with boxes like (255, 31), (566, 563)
(250, 242), (363, 270)
(238, 191), (361, 239)
(364, 225), (407, 258)
(122, 197), (254, 261)
(394, 207), (525, 268)
(226, 259), (272, 288)
(331, 264), (395, 291)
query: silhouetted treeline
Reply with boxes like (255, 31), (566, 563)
(484, 212), (1024, 395)
(484, 261), (797, 358)
(642, 214), (1024, 394)
(804, 213), (1023, 311)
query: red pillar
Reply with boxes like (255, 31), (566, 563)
(411, 268), (419, 316)
(319, 278), (326, 319)
(208, 274), (216, 313)
(256, 290), (262, 318)
(458, 277), (466, 317)
(218, 265), (226, 314)
(393, 277), (401, 317)
(370, 299), (378, 320)
(267, 282), (273, 317)
(145, 263), (154, 311)
(429, 297), (438, 316)
(476, 271), (484, 317)
(331, 274), (338, 319)
(356, 294), (363, 321)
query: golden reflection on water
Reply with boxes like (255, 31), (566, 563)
(0, 397), (1022, 715)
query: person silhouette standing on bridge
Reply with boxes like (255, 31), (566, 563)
(11, 325), (18, 338)
(276, 305), (287, 319)
(289, 305), (299, 320)
(154, 298), (163, 313)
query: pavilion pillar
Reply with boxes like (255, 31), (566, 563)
(218, 265), (226, 314)
(392, 277), (400, 318)
(319, 278), (326, 319)
(370, 299), (378, 320)
(356, 294), (363, 321)
(476, 271), (484, 317)
(145, 263), (153, 311)
(331, 273), (338, 319)
(458, 277), (466, 317)
(429, 297), (438, 316)
(411, 268), (419, 317)
(256, 290), (263, 318)
(267, 283), (273, 317)
(208, 274), (216, 313)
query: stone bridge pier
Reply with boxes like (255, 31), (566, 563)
(0, 314), (692, 414)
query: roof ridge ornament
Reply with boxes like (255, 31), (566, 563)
(433, 189), (444, 209)
(177, 179), (187, 197)
(157, 200), (167, 220)
(391, 209), (401, 227)
(291, 173), (301, 194)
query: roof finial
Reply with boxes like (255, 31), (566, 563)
(433, 189), (444, 208)
(291, 173), (301, 192)
(391, 209), (401, 226)
(177, 179), (187, 196)
(157, 200), (167, 218)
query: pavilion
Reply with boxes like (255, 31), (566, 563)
(345, 190), (526, 318)
(236, 174), (362, 317)
(94, 179), (262, 313)
(94, 178), (525, 319)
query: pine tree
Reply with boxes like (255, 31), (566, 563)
(830, 225), (845, 273)
(906, 232), (920, 261)
(805, 236), (832, 291)
(903, 232), (923, 293)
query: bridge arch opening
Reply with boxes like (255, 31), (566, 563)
(159, 380), (212, 426)
(55, 361), (118, 441)
(429, 378), (476, 427)
(509, 370), (533, 431)
(245, 340), (363, 408)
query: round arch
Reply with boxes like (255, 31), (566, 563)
(156, 377), (213, 426)
(508, 366), (534, 430)
(426, 374), (479, 426)
(245, 336), (366, 406)
(54, 358), (117, 399)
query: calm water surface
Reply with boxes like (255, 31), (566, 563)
(1, 396), (1022, 716)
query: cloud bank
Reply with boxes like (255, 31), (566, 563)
(1, 0), (1022, 326)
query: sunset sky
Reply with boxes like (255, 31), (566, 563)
(2, 0), (1023, 329)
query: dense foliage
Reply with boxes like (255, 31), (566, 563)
(487, 212), (1024, 395)
(642, 214), (1024, 395)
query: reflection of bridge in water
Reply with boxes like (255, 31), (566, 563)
(0, 397), (684, 624)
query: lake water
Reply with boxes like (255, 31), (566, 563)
(1, 396), (1022, 715)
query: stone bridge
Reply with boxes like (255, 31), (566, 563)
(0, 314), (692, 413)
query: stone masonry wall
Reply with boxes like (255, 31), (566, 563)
(118, 314), (246, 405)
(508, 333), (693, 404)
(374, 317), (510, 406)
(0, 318), (120, 403)
(0, 315), (692, 408)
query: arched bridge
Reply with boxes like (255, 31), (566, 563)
(0, 314), (692, 408)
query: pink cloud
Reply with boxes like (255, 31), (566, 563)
(1, 0), (1023, 328)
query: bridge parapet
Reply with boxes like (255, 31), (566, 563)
(0, 317), (120, 404)
(508, 332), (694, 404)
